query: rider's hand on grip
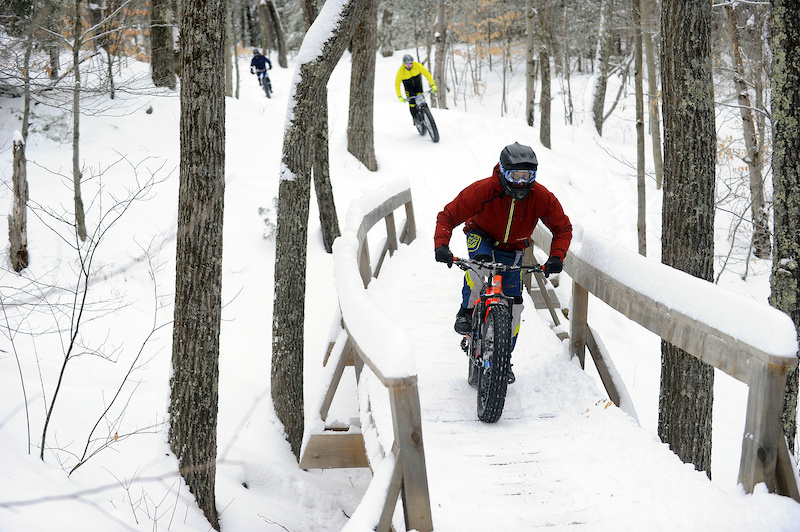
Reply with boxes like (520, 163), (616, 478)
(543, 256), (563, 277)
(435, 245), (454, 268)
(398, 96), (405, 103)
(431, 85), (437, 92)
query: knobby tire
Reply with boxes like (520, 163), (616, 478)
(422, 106), (439, 143)
(476, 304), (512, 423)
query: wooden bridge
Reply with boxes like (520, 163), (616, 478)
(299, 182), (800, 531)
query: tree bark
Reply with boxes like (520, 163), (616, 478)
(592, 0), (613, 136)
(72, 0), (86, 242)
(347, 0), (378, 170)
(769, 0), (800, 451)
(633, 0), (645, 256)
(169, 0), (226, 526)
(537, 0), (551, 149)
(724, 5), (770, 260)
(273, 0), (367, 460)
(379, 3), (394, 57)
(658, 0), (716, 477)
(642, 0), (663, 189)
(433, 0), (447, 109)
(266, 0), (288, 68)
(151, 0), (176, 89)
(525, 0), (536, 127)
(9, 139), (29, 272)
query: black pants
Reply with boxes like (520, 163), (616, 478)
(402, 74), (424, 119)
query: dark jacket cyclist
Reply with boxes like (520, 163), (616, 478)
(395, 54), (436, 122)
(433, 143), (572, 381)
(250, 49), (272, 83)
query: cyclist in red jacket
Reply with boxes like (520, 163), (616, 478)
(434, 143), (572, 381)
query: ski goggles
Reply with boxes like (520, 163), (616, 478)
(503, 168), (537, 184)
(404, 62), (413, 68)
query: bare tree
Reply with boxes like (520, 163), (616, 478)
(150, 0), (176, 89)
(538, 0), (551, 148)
(433, 0), (447, 109)
(723, 4), (770, 260)
(525, 0), (536, 127)
(347, 0), (378, 170)
(273, 0), (367, 460)
(633, 0), (645, 256)
(642, 0), (663, 189)
(658, 0), (716, 477)
(592, 0), (613, 136)
(769, 0), (800, 452)
(168, 0), (226, 527)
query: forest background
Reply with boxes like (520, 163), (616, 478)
(1, 0), (798, 530)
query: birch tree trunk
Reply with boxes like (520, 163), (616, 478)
(9, 139), (29, 272)
(658, 0), (716, 477)
(169, 0), (226, 526)
(769, 0), (800, 452)
(273, 0), (367, 459)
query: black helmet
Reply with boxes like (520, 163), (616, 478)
(253, 49), (261, 56)
(402, 54), (414, 64)
(498, 143), (538, 201)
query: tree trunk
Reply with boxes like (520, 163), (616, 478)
(9, 140), (29, 272)
(169, 0), (226, 526)
(769, 0), (800, 452)
(379, 3), (394, 57)
(642, 0), (663, 189)
(562, 7), (573, 125)
(266, 0), (288, 68)
(151, 0), (176, 89)
(538, 0), (551, 149)
(633, 0), (645, 256)
(72, 0), (86, 242)
(258, 2), (274, 54)
(347, 0), (378, 170)
(592, 0), (613, 136)
(724, 5), (770, 260)
(433, 0), (446, 109)
(658, 0), (716, 478)
(273, 0), (367, 460)
(525, 0), (535, 127)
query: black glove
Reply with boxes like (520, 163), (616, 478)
(435, 245), (454, 267)
(250, 68), (254, 74)
(543, 256), (563, 277)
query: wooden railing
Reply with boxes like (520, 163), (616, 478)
(299, 181), (433, 531)
(532, 224), (800, 502)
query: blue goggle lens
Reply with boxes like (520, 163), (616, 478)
(504, 169), (536, 184)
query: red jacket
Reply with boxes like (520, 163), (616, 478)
(434, 165), (573, 260)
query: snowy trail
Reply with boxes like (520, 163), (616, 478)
(363, 236), (799, 532)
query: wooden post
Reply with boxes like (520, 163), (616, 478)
(738, 359), (790, 493)
(570, 282), (588, 368)
(385, 211), (398, 256)
(402, 201), (416, 244)
(359, 235), (371, 287)
(389, 384), (432, 532)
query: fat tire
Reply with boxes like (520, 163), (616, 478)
(263, 78), (271, 98)
(476, 304), (512, 422)
(422, 106), (439, 143)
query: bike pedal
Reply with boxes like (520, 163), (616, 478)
(460, 337), (469, 353)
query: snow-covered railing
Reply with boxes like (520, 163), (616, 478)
(532, 224), (800, 502)
(299, 179), (433, 531)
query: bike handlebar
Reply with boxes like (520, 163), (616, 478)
(453, 256), (542, 274)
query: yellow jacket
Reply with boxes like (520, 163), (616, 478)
(395, 62), (436, 98)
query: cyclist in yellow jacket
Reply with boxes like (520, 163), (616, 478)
(395, 54), (437, 123)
